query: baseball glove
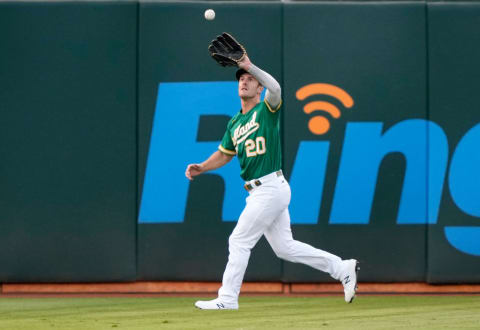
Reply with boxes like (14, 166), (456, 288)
(208, 32), (247, 67)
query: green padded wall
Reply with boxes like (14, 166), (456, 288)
(0, 1), (137, 282)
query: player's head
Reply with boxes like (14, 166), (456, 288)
(236, 69), (263, 100)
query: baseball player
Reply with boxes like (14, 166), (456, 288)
(185, 33), (359, 310)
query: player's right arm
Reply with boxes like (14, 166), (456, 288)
(185, 150), (233, 181)
(238, 56), (281, 110)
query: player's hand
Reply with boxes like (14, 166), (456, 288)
(237, 54), (252, 71)
(185, 163), (204, 181)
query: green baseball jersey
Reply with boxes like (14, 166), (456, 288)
(219, 100), (282, 181)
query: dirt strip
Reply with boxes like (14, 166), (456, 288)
(1, 282), (480, 296)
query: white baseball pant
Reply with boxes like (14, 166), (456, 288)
(218, 170), (345, 304)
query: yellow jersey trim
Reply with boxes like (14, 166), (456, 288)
(218, 145), (236, 156)
(265, 99), (282, 113)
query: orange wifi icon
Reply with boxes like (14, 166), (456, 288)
(296, 83), (354, 135)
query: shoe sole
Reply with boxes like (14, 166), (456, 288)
(348, 261), (360, 303)
(195, 306), (238, 310)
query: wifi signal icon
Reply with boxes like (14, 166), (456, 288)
(296, 83), (354, 135)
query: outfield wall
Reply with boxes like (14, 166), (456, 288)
(1, 0), (479, 284)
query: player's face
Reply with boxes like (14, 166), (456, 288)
(238, 73), (263, 99)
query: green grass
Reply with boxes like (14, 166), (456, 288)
(0, 296), (479, 329)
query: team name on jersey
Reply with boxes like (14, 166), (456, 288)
(232, 111), (260, 146)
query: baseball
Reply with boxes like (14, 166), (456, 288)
(204, 9), (215, 21)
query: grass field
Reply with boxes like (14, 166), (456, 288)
(0, 295), (479, 329)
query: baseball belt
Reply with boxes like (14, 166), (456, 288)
(244, 170), (283, 192)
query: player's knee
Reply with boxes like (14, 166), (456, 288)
(273, 246), (294, 261)
(228, 234), (237, 248)
(228, 234), (245, 251)
(228, 233), (255, 254)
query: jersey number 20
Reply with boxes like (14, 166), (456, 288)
(245, 137), (266, 157)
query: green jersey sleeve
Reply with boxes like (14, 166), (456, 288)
(264, 99), (282, 114)
(219, 124), (236, 156)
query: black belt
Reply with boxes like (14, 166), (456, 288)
(244, 170), (283, 192)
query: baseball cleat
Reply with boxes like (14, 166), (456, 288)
(194, 298), (239, 310)
(342, 259), (360, 303)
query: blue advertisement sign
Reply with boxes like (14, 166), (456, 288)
(140, 81), (480, 257)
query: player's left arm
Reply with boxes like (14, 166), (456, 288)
(185, 151), (233, 181)
(238, 56), (282, 111)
